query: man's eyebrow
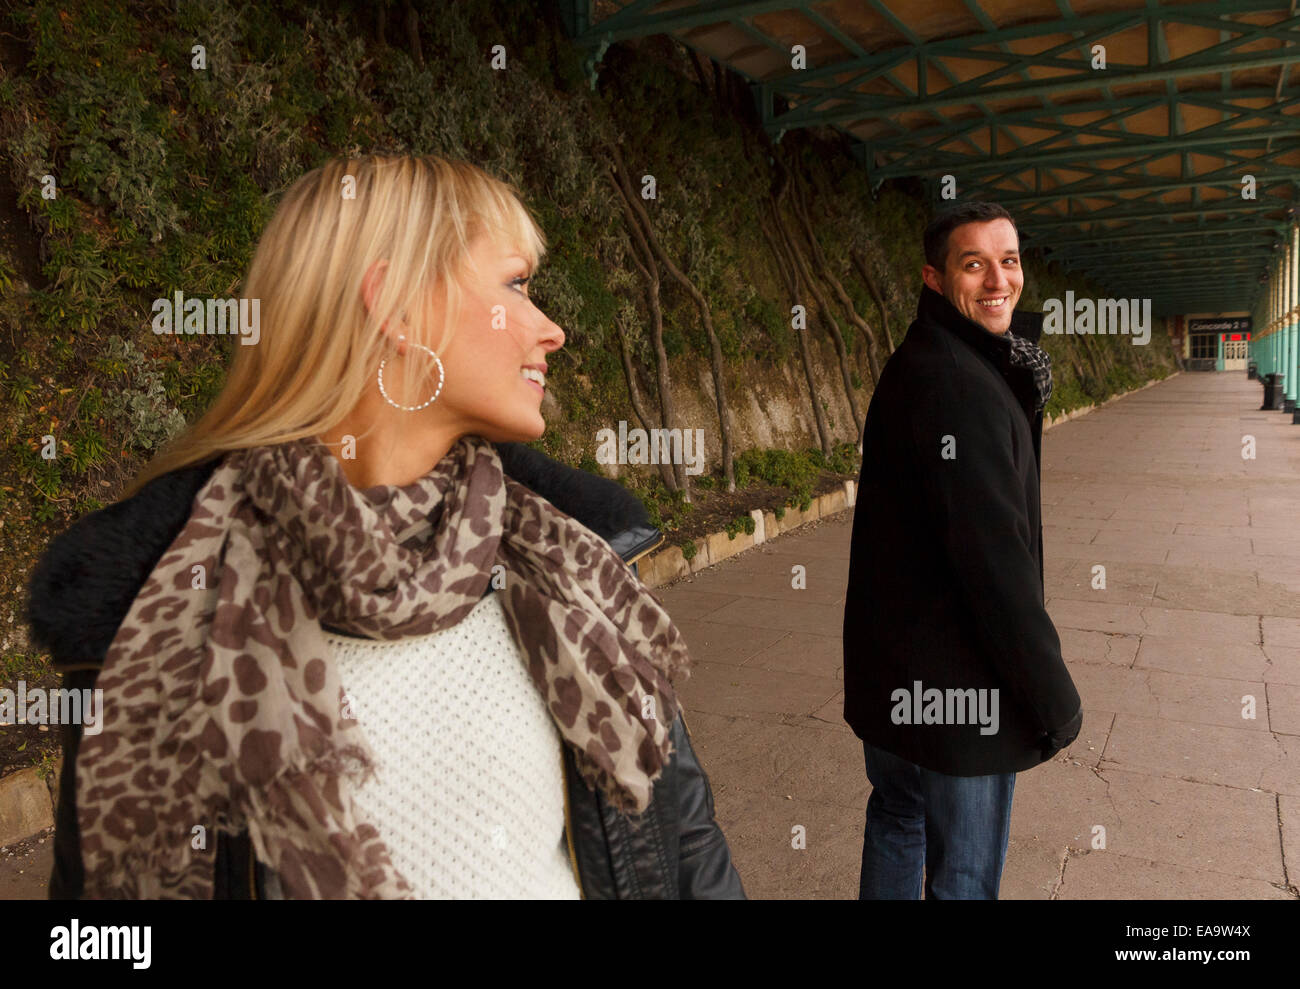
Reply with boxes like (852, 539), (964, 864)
(956, 248), (1019, 258)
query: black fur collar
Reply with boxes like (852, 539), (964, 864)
(25, 442), (656, 671)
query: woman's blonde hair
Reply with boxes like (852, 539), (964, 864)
(125, 154), (547, 496)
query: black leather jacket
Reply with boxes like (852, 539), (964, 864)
(25, 442), (746, 900)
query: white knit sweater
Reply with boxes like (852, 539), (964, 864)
(262, 591), (581, 899)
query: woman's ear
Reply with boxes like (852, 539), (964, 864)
(360, 258), (388, 319)
(362, 259), (408, 355)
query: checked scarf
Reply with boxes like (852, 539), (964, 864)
(1004, 331), (1053, 413)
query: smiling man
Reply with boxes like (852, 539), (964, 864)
(842, 201), (1082, 899)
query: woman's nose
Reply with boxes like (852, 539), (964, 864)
(539, 312), (565, 351)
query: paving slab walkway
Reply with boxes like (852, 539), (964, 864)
(663, 371), (1300, 899)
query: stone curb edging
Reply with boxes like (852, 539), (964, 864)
(1043, 371), (1176, 432)
(639, 371), (1176, 588)
(638, 480), (856, 588)
(0, 762), (56, 850)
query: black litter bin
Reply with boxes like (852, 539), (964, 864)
(1248, 361), (1258, 380)
(1269, 373), (1286, 410)
(1262, 373), (1277, 410)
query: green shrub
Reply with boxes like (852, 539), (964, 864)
(724, 514), (756, 539)
(1104, 363), (1141, 395)
(745, 293), (789, 359)
(97, 336), (186, 452)
(807, 441), (860, 475)
(1045, 374), (1090, 420)
(734, 446), (820, 505)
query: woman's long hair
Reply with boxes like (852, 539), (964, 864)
(124, 154), (547, 496)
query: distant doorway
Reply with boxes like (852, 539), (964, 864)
(1223, 339), (1247, 370)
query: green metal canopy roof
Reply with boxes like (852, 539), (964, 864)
(564, 0), (1300, 316)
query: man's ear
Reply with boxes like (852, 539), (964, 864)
(921, 264), (944, 294)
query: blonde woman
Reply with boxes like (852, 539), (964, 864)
(27, 154), (744, 900)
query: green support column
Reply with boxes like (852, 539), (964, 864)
(1263, 260), (1272, 377)
(1281, 232), (1291, 399)
(1251, 308), (1257, 373)
(1262, 260), (1270, 376)
(1280, 248), (1287, 381)
(1278, 241), (1287, 386)
(1272, 255), (1281, 377)
(1286, 238), (1293, 407)
(1288, 223), (1298, 408)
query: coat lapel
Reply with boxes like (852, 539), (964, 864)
(915, 286), (1045, 425)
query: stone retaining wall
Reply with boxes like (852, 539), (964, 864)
(639, 373), (1177, 588)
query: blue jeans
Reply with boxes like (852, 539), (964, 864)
(858, 741), (1015, 899)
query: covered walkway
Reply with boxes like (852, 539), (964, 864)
(662, 371), (1300, 899)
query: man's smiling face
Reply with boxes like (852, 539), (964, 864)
(921, 218), (1022, 335)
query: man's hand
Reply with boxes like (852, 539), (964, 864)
(1039, 707), (1083, 761)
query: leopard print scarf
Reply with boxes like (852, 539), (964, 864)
(74, 437), (690, 898)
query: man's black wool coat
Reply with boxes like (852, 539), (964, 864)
(843, 285), (1082, 775)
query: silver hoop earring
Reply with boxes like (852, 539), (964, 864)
(378, 341), (445, 411)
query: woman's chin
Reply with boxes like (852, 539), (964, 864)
(482, 415), (546, 445)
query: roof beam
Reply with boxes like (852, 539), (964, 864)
(874, 131), (1300, 179)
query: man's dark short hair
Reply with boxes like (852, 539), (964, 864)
(924, 202), (1018, 272)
